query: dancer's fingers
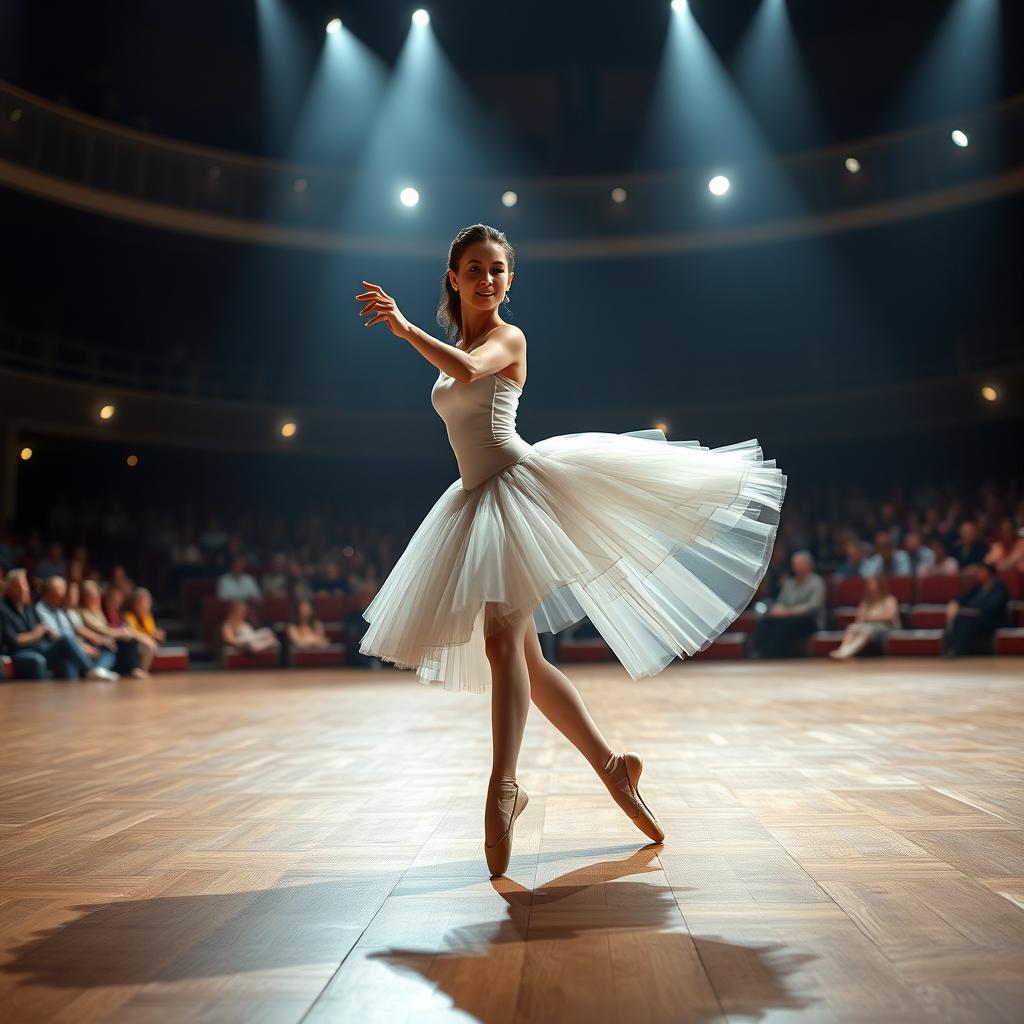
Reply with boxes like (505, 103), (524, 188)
(365, 313), (385, 327)
(361, 280), (384, 294)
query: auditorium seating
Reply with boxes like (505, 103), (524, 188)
(1, 655), (11, 679)
(151, 646), (191, 673)
(289, 644), (347, 668)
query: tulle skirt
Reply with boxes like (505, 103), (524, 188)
(359, 428), (787, 693)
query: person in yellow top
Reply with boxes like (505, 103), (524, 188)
(124, 587), (167, 643)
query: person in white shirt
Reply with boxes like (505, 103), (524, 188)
(217, 557), (262, 602)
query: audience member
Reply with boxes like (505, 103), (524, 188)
(124, 587), (167, 643)
(80, 580), (145, 677)
(35, 576), (121, 680)
(861, 530), (912, 578)
(104, 585), (157, 674)
(35, 542), (67, 582)
(286, 599), (330, 656)
(950, 521), (987, 568)
(753, 551), (826, 658)
(221, 600), (281, 656)
(217, 557), (262, 602)
(261, 553), (290, 597)
(918, 536), (960, 576)
(901, 531), (935, 574)
(985, 518), (1024, 572)
(944, 562), (1009, 657)
(829, 574), (901, 659)
(834, 539), (867, 579)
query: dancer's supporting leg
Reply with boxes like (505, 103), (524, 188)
(523, 620), (613, 773)
(483, 604), (533, 847)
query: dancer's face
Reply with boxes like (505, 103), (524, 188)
(449, 241), (514, 313)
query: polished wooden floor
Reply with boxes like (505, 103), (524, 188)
(1, 658), (1023, 1023)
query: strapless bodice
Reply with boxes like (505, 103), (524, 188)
(430, 369), (534, 490)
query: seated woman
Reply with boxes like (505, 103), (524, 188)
(221, 600), (281, 657)
(829, 573), (901, 660)
(124, 587), (167, 644)
(79, 580), (145, 678)
(286, 599), (330, 656)
(104, 584), (157, 675)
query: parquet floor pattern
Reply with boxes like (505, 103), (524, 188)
(1, 659), (1022, 1022)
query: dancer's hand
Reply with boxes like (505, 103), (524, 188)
(355, 281), (412, 338)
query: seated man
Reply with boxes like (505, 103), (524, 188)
(861, 530), (912, 578)
(944, 562), (1009, 657)
(753, 551), (827, 658)
(0, 570), (116, 680)
(35, 576), (120, 680)
(217, 556), (262, 602)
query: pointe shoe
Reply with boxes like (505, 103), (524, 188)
(484, 780), (529, 878)
(600, 752), (665, 843)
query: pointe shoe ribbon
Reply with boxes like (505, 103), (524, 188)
(601, 752), (665, 844)
(484, 780), (529, 878)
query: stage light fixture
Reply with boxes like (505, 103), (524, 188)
(99, 404), (115, 421)
(412, 9), (430, 27)
(845, 157), (861, 174)
(951, 129), (969, 147)
(399, 186), (420, 207)
(708, 175), (730, 197)
(611, 187), (627, 203)
(126, 454), (139, 467)
(281, 422), (298, 438)
(670, 0), (687, 11)
(981, 385), (998, 402)
(20, 447), (32, 461)
(501, 190), (518, 208)
(326, 18), (342, 34)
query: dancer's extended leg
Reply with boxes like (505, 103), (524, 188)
(522, 620), (613, 772)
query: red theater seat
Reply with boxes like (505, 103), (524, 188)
(259, 596), (295, 626)
(994, 628), (1024, 655)
(313, 596), (347, 622)
(908, 605), (947, 629)
(152, 646), (190, 673)
(888, 575), (915, 603)
(835, 576), (866, 607)
(695, 633), (747, 659)
(916, 575), (963, 603)
(558, 638), (616, 663)
(290, 645), (347, 668)
(223, 648), (281, 670)
(884, 630), (944, 656)
(1, 655), (12, 679)
(998, 570), (1022, 601)
(811, 632), (844, 657)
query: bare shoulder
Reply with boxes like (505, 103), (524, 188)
(494, 323), (526, 356)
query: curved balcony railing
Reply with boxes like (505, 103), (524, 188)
(1, 80), (1022, 257)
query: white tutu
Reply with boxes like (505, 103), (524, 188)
(359, 427), (787, 693)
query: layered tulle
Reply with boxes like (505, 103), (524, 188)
(359, 428), (787, 693)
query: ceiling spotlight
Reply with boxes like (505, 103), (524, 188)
(708, 175), (730, 197)
(99, 404), (115, 421)
(845, 156), (861, 174)
(501, 190), (518, 208)
(126, 454), (139, 467)
(412, 9), (430, 27)
(326, 18), (342, 34)
(399, 186), (420, 207)
(671, 0), (687, 11)
(293, 178), (308, 193)
(981, 385), (998, 402)
(280, 421), (298, 438)
(610, 186), (627, 204)
(951, 129), (969, 148)
(20, 446), (32, 461)
(653, 420), (670, 434)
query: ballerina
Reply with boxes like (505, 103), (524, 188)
(354, 223), (786, 877)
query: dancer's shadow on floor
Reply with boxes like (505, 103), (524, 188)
(368, 845), (817, 1023)
(3, 846), (814, 1023)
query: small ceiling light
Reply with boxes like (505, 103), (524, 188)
(293, 178), (308, 193)
(653, 420), (670, 434)
(412, 9), (430, 27)
(126, 454), (139, 467)
(708, 175), (730, 197)
(281, 421), (298, 438)
(20, 446), (32, 461)
(501, 190), (518, 208)
(671, 0), (687, 11)
(399, 186), (420, 207)
(981, 385), (998, 402)
(845, 156), (861, 174)
(326, 18), (342, 34)
(951, 129), (969, 148)
(611, 186), (627, 203)
(99, 404), (115, 421)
